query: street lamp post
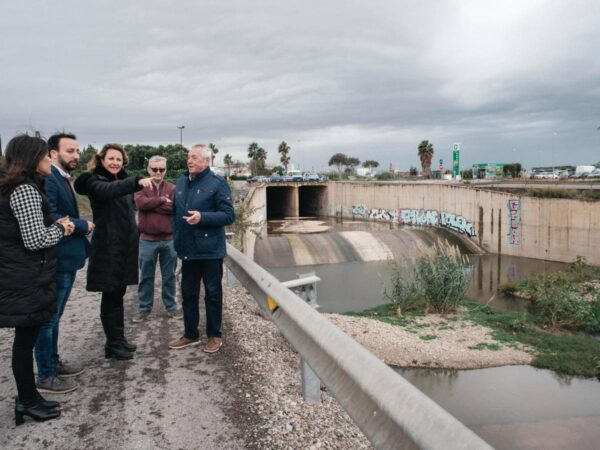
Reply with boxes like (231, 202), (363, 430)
(177, 125), (185, 147)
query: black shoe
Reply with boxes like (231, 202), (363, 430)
(15, 399), (61, 426)
(120, 339), (137, 352)
(105, 342), (134, 360)
(14, 394), (60, 410)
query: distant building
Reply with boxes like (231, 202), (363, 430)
(472, 163), (504, 179)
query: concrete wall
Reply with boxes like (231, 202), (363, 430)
(243, 186), (267, 258)
(327, 182), (600, 265)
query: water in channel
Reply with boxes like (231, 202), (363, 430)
(255, 217), (600, 450)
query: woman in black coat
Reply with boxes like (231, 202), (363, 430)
(74, 144), (151, 360)
(0, 135), (74, 425)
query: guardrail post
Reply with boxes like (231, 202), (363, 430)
(282, 272), (321, 403)
(225, 232), (236, 287)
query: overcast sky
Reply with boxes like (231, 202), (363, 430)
(1, 0), (599, 171)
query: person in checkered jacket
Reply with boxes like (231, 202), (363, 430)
(0, 135), (75, 425)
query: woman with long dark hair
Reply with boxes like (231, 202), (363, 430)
(74, 144), (152, 360)
(0, 135), (74, 425)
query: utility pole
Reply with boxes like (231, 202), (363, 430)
(177, 125), (185, 147)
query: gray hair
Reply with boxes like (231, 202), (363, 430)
(189, 144), (212, 160)
(148, 155), (167, 166)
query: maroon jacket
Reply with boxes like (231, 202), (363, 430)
(134, 180), (175, 241)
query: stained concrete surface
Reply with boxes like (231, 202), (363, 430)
(0, 275), (244, 450)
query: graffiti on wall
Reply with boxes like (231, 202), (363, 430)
(440, 212), (477, 237)
(349, 205), (477, 237)
(368, 208), (399, 222)
(352, 204), (366, 216)
(400, 209), (439, 226)
(507, 198), (522, 245)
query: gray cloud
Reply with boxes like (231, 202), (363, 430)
(1, 0), (599, 171)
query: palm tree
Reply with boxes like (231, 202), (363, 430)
(255, 147), (267, 174)
(247, 142), (259, 176)
(278, 141), (291, 174)
(223, 154), (233, 176)
(209, 143), (219, 166)
(418, 140), (434, 178)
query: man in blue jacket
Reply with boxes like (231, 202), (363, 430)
(35, 133), (93, 393)
(169, 144), (235, 354)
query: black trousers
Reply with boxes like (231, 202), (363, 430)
(13, 326), (41, 403)
(181, 259), (223, 340)
(100, 286), (127, 343)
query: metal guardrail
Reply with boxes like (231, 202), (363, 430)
(225, 244), (493, 450)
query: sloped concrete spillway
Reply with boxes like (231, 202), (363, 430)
(255, 226), (474, 268)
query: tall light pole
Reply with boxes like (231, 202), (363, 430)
(177, 125), (185, 147)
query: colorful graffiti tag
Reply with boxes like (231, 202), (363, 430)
(351, 204), (366, 216)
(368, 208), (399, 222)
(507, 198), (521, 245)
(400, 209), (438, 226)
(349, 205), (477, 237)
(440, 212), (477, 237)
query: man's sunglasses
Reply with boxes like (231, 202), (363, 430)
(150, 167), (166, 173)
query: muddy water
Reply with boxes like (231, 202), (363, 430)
(396, 366), (600, 450)
(256, 218), (598, 450)
(259, 218), (567, 313)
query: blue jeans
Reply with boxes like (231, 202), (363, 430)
(138, 239), (177, 313)
(181, 259), (223, 339)
(34, 271), (76, 379)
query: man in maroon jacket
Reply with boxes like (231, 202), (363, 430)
(132, 156), (182, 322)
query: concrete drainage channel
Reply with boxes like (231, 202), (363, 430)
(225, 243), (493, 450)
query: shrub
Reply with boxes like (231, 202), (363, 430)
(376, 171), (396, 181)
(386, 255), (472, 314)
(526, 277), (600, 333)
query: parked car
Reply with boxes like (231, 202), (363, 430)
(583, 169), (600, 178)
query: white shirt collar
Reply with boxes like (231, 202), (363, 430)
(52, 163), (71, 179)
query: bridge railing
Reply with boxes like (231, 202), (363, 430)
(224, 244), (492, 450)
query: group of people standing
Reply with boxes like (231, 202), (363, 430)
(0, 133), (234, 425)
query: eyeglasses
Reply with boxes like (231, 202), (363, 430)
(149, 168), (166, 173)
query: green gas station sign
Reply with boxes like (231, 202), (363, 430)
(452, 143), (460, 178)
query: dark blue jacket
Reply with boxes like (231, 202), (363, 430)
(46, 165), (90, 272)
(173, 168), (235, 260)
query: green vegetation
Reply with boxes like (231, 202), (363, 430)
(328, 153), (361, 175)
(500, 258), (600, 333)
(348, 255), (600, 378)
(464, 301), (600, 378)
(469, 342), (501, 351)
(348, 300), (600, 378)
(485, 187), (600, 201)
(385, 255), (471, 314)
(417, 140), (434, 179)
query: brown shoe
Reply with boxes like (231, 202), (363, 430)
(204, 337), (223, 354)
(169, 336), (200, 350)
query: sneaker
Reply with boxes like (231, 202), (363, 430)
(167, 308), (183, 319)
(36, 375), (78, 394)
(131, 311), (150, 323)
(168, 336), (200, 350)
(204, 337), (223, 354)
(56, 360), (84, 378)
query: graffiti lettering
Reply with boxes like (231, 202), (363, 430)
(507, 198), (521, 245)
(352, 204), (366, 216)
(440, 212), (477, 237)
(399, 209), (439, 226)
(368, 208), (399, 222)
(340, 205), (477, 238)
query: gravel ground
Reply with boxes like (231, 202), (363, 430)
(222, 285), (372, 450)
(326, 313), (533, 369)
